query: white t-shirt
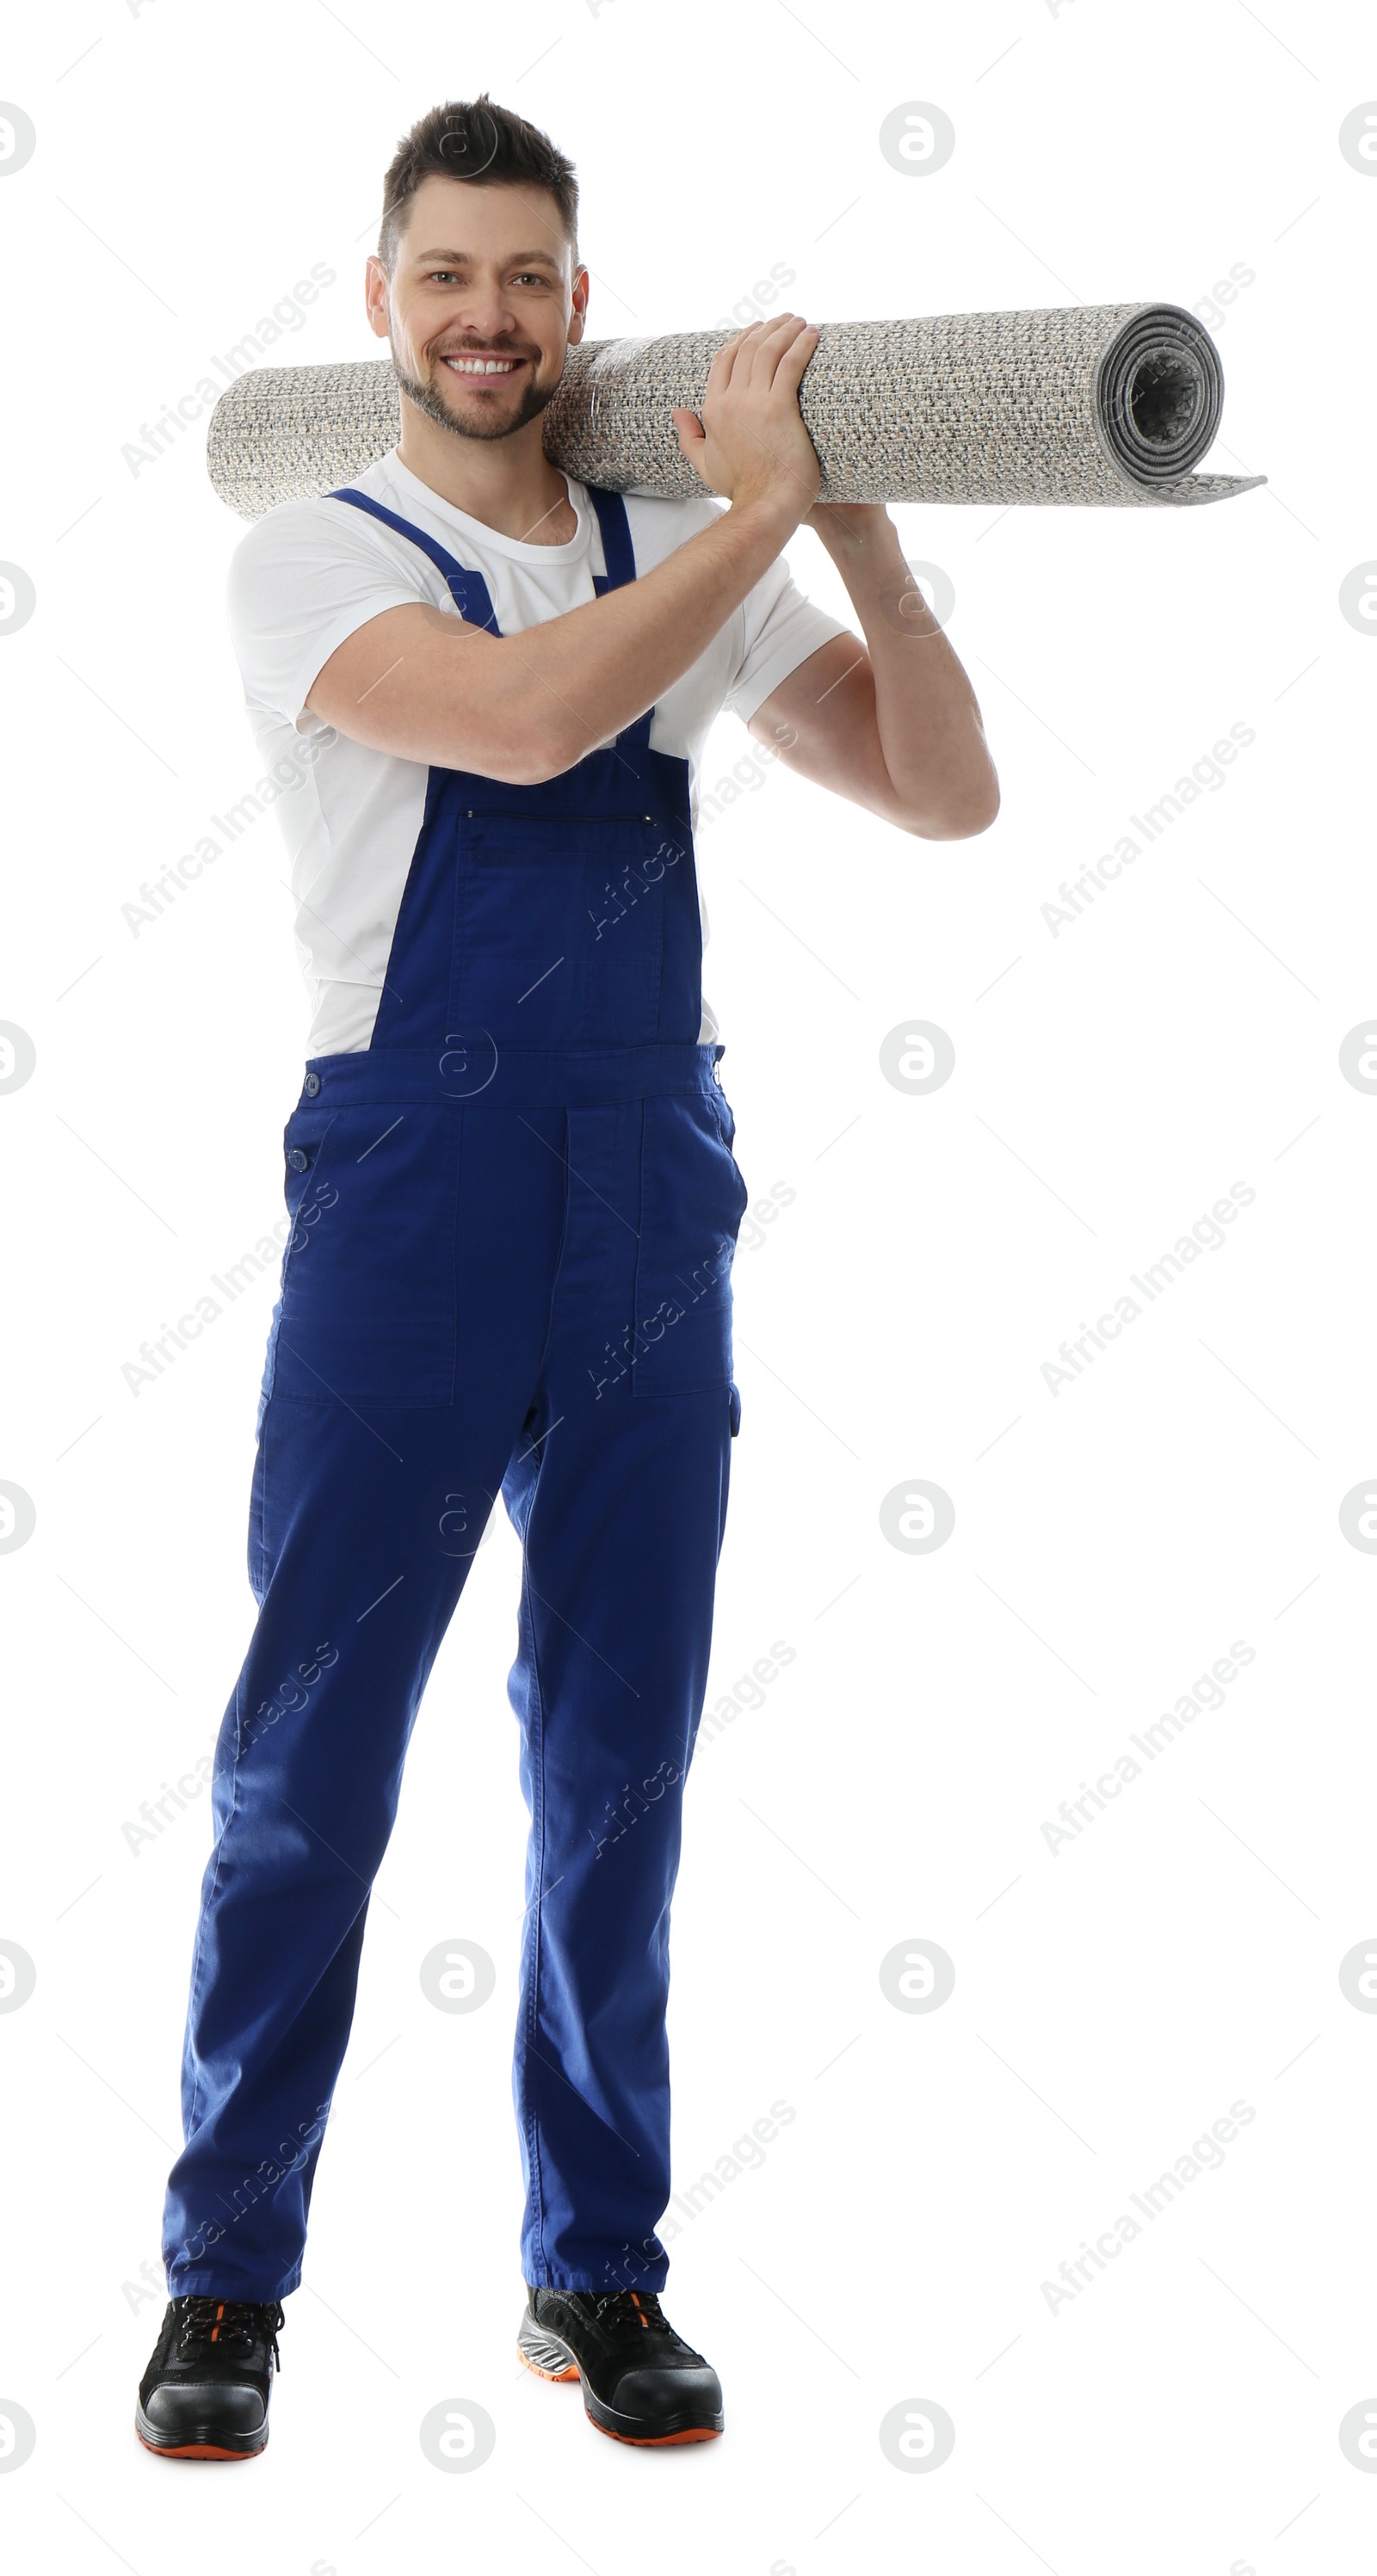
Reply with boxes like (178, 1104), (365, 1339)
(225, 450), (848, 1055)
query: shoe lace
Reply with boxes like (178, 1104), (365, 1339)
(590, 2289), (674, 2338)
(176, 2297), (284, 2370)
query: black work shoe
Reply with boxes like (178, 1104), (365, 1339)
(135, 2296), (283, 2460)
(517, 2285), (724, 2444)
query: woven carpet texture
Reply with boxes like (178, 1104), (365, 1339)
(206, 303), (1263, 520)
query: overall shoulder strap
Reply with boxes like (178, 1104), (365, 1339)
(586, 484), (635, 595)
(584, 485), (653, 755)
(327, 486), (501, 634)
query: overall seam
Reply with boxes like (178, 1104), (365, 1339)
(184, 1502), (258, 2144)
(527, 1106), (573, 1398)
(519, 1424), (556, 2282)
(518, 1106), (571, 2279)
(184, 1387), (281, 2152)
(447, 1106), (464, 1407)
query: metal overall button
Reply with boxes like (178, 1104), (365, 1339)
(303, 1072), (321, 1096)
(287, 1148), (310, 1173)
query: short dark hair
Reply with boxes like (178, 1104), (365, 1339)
(379, 95), (579, 273)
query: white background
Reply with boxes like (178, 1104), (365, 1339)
(1, 1), (1374, 2569)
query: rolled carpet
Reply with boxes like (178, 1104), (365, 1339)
(206, 302), (1263, 520)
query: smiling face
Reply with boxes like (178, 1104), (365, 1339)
(366, 173), (588, 445)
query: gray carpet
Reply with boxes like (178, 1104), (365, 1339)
(206, 303), (1263, 518)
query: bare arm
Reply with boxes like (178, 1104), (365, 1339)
(748, 506), (999, 840)
(306, 315), (824, 784)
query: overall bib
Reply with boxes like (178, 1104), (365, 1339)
(163, 485), (747, 2302)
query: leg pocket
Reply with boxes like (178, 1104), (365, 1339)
(632, 1094), (748, 1398)
(273, 1105), (460, 1406)
(259, 1109), (337, 1417)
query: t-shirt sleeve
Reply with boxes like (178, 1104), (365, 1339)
(721, 552), (851, 725)
(225, 497), (429, 729)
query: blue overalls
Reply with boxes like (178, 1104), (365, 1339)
(163, 484), (747, 2302)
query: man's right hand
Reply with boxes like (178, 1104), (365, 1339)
(671, 316), (822, 531)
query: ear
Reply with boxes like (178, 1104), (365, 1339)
(363, 255), (392, 342)
(567, 263), (590, 347)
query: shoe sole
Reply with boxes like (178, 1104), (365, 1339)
(516, 2324), (723, 2444)
(134, 2406), (266, 2462)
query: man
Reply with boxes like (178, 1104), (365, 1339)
(136, 94), (997, 2461)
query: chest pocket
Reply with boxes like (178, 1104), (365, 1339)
(452, 810), (685, 1047)
(632, 1092), (749, 1397)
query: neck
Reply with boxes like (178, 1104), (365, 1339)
(394, 395), (577, 545)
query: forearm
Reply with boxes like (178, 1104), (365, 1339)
(543, 499), (809, 769)
(311, 496), (802, 781)
(813, 508), (998, 833)
(500, 499), (798, 773)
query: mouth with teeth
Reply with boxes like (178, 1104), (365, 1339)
(440, 350), (528, 381)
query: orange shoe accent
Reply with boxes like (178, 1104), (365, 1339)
(590, 2419), (722, 2446)
(516, 2341), (579, 2385)
(136, 2433), (259, 2462)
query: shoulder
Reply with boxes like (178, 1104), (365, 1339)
(225, 486), (432, 653)
(229, 488), (397, 582)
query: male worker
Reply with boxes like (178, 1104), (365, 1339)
(136, 94), (997, 2460)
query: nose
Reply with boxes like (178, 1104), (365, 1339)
(445, 284), (523, 348)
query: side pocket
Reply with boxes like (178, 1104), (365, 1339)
(260, 1111), (338, 1414)
(709, 1086), (749, 1207)
(633, 1094), (745, 1397)
(273, 1103), (460, 1404)
(278, 1111), (340, 1297)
